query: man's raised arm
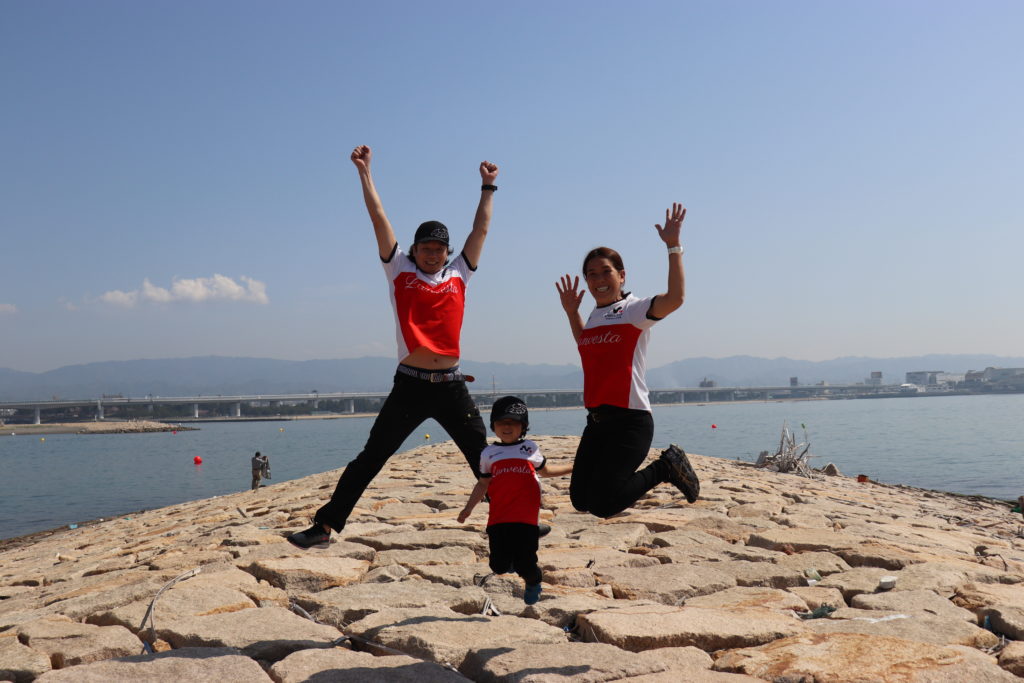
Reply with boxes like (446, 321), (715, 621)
(351, 145), (398, 260)
(462, 160), (499, 268)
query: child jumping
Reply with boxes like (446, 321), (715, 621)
(457, 396), (572, 605)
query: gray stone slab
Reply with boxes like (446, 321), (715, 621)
(295, 580), (488, 626)
(593, 563), (736, 605)
(270, 647), (470, 682)
(713, 632), (1019, 682)
(158, 605), (341, 662)
(32, 646), (271, 682)
(17, 617), (142, 668)
(577, 603), (807, 652)
(346, 607), (567, 670)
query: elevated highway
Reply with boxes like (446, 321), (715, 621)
(0, 383), (906, 425)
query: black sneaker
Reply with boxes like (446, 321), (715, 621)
(538, 523), (552, 538)
(660, 444), (700, 503)
(287, 524), (330, 549)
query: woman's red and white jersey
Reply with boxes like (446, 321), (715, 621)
(479, 439), (546, 527)
(578, 293), (659, 411)
(383, 247), (475, 359)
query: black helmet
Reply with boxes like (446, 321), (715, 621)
(490, 395), (529, 434)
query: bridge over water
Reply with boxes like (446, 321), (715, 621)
(0, 384), (904, 425)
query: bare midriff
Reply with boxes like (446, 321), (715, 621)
(402, 346), (460, 370)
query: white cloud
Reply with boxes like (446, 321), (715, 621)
(100, 290), (139, 307)
(0, 303), (18, 314)
(99, 274), (269, 307)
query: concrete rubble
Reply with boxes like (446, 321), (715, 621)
(0, 436), (1021, 682)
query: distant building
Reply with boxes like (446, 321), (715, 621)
(982, 367), (1024, 382)
(905, 371), (944, 386)
(790, 377), (799, 387)
(865, 371), (883, 386)
(962, 367), (1024, 390)
(698, 377), (717, 388)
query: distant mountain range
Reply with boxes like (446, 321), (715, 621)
(3, 354), (1024, 402)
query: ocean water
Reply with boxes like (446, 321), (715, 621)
(1, 394), (1021, 541)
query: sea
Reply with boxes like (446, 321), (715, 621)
(1, 394), (1021, 542)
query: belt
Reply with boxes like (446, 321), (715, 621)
(396, 364), (475, 383)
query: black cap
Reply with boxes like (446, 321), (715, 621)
(414, 221), (450, 247)
(490, 395), (529, 432)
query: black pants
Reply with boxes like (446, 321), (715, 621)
(487, 522), (542, 586)
(315, 369), (487, 532)
(569, 406), (664, 518)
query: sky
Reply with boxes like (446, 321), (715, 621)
(2, 0), (1022, 373)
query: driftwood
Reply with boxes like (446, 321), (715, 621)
(756, 420), (816, 477)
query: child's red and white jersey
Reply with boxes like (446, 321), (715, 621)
(479, 439), (546, 527)
(383, 247), (475, 359)
(577, 294), (659, 411)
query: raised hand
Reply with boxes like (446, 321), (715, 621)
(351, 145), (372, 172)
(555, 274), (585, 314)
(479, 161), (499, 184)
(654, 202), (686, 247)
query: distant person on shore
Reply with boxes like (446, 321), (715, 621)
(251, 451), (270, 491)
(457, 396), (573, 605)
(554, 202), (700, 519)
(288, 145), (499, 549)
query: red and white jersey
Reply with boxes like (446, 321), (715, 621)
(577, 293), (659, 411)
(479, 439), (546, 527)
(383, 247), (475, 359)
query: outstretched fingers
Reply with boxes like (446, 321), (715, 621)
(555, 274), (584, 312)
(655, 202), (686, 243)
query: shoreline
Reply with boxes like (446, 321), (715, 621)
(2, 443), (1016, 549)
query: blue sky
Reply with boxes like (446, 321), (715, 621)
(2, 0), (1021, 373)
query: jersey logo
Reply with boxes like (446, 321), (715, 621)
(579, 330), (623, 346)
(519, 444), (534, 455)
(603, 304), (625, 320)
(400, 273), (460, 295)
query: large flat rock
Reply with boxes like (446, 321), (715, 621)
(295, 580), (488, 626)
(346, 606), (567, 670)
(0, 635), (52, 682)
(713, 632), (1019, 682)
(33, 646), (271, 682)
(243, 556), (369, 592)
(460, 641), (706, 682)
(348, 529), (488, 553)
(594, 563), (736, 604)
(577, 603), (807, 652)
(270, 647), (470, 682)
(17, 617), (142, 668)
(806, 607), (999, 648)
(157, 605), (341, 661)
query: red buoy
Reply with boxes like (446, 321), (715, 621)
(711, 424), (717, 429)
(193, 456), (203, 465)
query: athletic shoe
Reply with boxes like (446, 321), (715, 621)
(660, 444), (700, 503)
(538, 523), (552, 538)
(524, 583), (542, 605)
(287, 524), (330, 549)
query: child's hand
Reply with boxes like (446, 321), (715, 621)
(457, 508), (471, 523)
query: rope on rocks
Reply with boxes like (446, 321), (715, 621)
(290, 602), (318, 622)
(481, 596), (502, 616)
(138, 566), (203, 654)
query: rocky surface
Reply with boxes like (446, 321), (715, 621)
(0, 436), (1021, 682)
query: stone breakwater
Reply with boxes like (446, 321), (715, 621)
(1, 420), (190, 436)
(1, 436), (1022, 682)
